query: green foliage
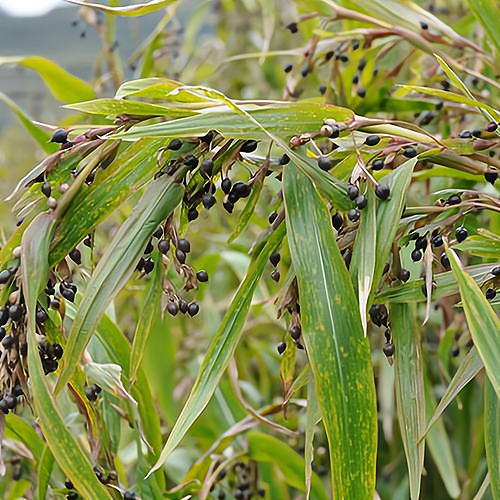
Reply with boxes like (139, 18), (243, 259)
(1, 1), (500, 500)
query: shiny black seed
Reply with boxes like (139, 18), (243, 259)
(486, 122), (498, 132)
(485, 171), (498, 184)
(399, 269), (410, 282)
(492, 266), (500, 276)
(277, 342), (286, 355)
(228, 192), (239, 204)
(420, 21), (428, 29)
(347, 184), (359, 200)
(200, 131), (214, 143)
(296, 341), (305, 350)
(319, 84), (327, 95)
(144, 240), (154, 254)
(65, 480), (74, 490)
(232, 182), (251, 198)
(317, 156), (332, 171)
(223, 201), (234, 213)
(123, 492), (137, 500)
(221, 178), (232, 194)
(352, 75), (359, 85)
(240, 140), (258, 153)
(383, 342), (395, 357)
(234, 491), (244, 500)
(301, 66), (309, 77)
(447, 194), (461, 205)
(270, 252), (281, 267)
(196, 270), (209, 282)
(44, 358), (58, 374)
(0, 327), (5, 340)
(451, 345), (460, 357)
(200, 159), (214, 179)
(258, 488), (265, 497)
(0, 399), (9, 415)
(184, 155), (199, 169)
(167, 302), (179, 316)
(69, 248), (82, 265)
(455, 226), (468, 243)
(358, 59), (366, 71)
(432, 235), (443, 247)
(268, 212), (278, 224)
(348, 208), (360, 222)
(9, 305), (21, 322)
(85, 386), (97, 402)
(375, 183), (390, 200)
(176, 249), (186, 264)
(136, 258), (145, 272)
(153, 227), (163, 239)
(411, 249), (422, 262)
(0, 307), (9, 326)
(177, 238), (191, 253)
(2, 335), (14, 349)
(440, 253), (450, 269)
(328, 125), (340, 138)
(403, 146), (417, 158)
(35, 308), (48, 324)
(284, 63), (293, 73)
(187, 208), (199, 221)
(355, 195), (368, 210)
(369, 304), (388, 327)
(5, 395), (17, 410)
(486, 288), (497, 300)
(286, 22), (298, 33)
(187, 302), (199, 316)
(441, 80), (450, 90)
(0, 269), (12, 285)
(371, 159), (384, 170)
(83, 235), (92, 247)
(357, 87), (366, 98)
(472, 129), (482, 138)
(51, 128), (68, 144)
(53, 343), (63, 359)
(41, 181), (52, 197)
(459, 130), (472, 139)
(271, 270), (280, 282)
(61, 288), (75, 302)
(337, 54), (349, 62)
(332, 212), (343, 230)
(179, 299), (188, 314)
(13, 384), (23, 397)
(202, 193), (216, 210)
(167, 139), (182, 151)
(435, 101), (444, 110)
(415, 236), (427, 251)
(325, 51), (335, 61)
(289, 324), (301, 340)
(352, 39), (360, 50)
(279, 154), (290, 165)
(143, 259), (154, 274)
(365, 135), (380, 146)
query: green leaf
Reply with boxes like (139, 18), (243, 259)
(148, 222), (286, 476)
(247, 432), (328, 500)
(455, 235), (500, 259)
(0, 91), (55, 153)
(5, 415), (45, 463)
(20, 213), (112, 500)
(55, 175), (184, 393)
(424, 375), (460, 499)
(421, 347), (483, 439)
(467, 0), (500, 56)
(229, 178), (264, 243)
(283, 162), (377, 500)
(65, 0), (176, 16)
(392, 303), (425, 500)
(0, 56), (95, 103)
(484, 379), (500, 500)
(130, 260), (163, 385)
(36, 446), (55, 500)
(446, 246), (500, 399)
(305, 376), (322, 500)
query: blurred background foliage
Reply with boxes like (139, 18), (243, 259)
(1, 0), (500, 499)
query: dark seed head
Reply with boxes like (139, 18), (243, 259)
(284, 63), (293, 73)
(167, 138), (182, 151)
(69, 248), (82, 265)
(279, 154), (290, 165)
(317, 156), (332, 171)
(268, 212), (278, 224)
(13, 384), (23, 397)
(286, 22), (298, 33)
(355, 195), (368, 210)
(61, 287), (75, 302)
(375, 183), (390, 200)
(289, 324), (301, 340)
(383, 342), (395, 357)
(175, 248), (187, 265)
(277, 342), (286, 355)
(179, 299), (188, 314)
(65, 480), (74, 490)
(492, 266), (500, 276)
(202, 193), (216, 210)
(358, 59), (366, 72)
(227, 192), (239, 204)
(486, 122), (498, 132)
(223, 201), (234, 213)
(319, 84), (327, 95)
(200, 159), (214, 179)
(432, 235), (443, 247)
(184, 155), (199, 169)
(157, 239), (170, 255)
(357, 87), (366, 98)
(411, 249), (422, 262)
(486, 288), (497, 300)
(447, 194), (461, 205)
(221, 178), (232, 194)
(85, 386), (97, 402)
(196, 270), (209, 282)
(332, 212), (343, 230)
(187, 208), (199, 221)
(451, 345), (460, 357)
(352, 75), (359, 85)
(399, 269), (410, 282)
(364, 135), (380, 146)
(455, 226), (468, 243)
(5, 395), (17, 410)
(403, 146), (417, 158)
(2, 335), (15, 349)
(153, 227), (163, 239)
(269, 252), (281, 267)
(232, 182), (251, 198)
(240, 140), (258, 153)
(200, 131), (214, 143)
(301, 66), (309, 77)
(459, 130), (472, 139)
(51, 128), (68, 144)
(440, 253), (450, 269)
(53, 343), (63, 359)
(167, 302), (179, 316)
(124, 492), (137, 500)
(485, 171), (498, 184)
(9, 304), (21, 322)
(41, 181), (52, 197)
(0, 327), (5, 340)
(472, 129), (482, 138)
(187, 302), (199, 316)
(347, 184), (359, 200)
(143, 259), (154, 274)
(177, 238), (191, 253)
(419, 21), (428, 29)
(144, 240), (154, 255)
(337, 54), (349, 63)
(415, 236), (427, 251)
(371, 159), (384, 171)
(0, 269), (12, 285)
(270, 270), (280, 282)
(348, 208), (360, 222)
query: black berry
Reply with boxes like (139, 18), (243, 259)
(355, 195), (368, 210)
(486, 288), (497, 300)
(200, 159), (214, 179)
(411, 249), (422, 262)
(317, 156), (332, 171)
(167, 139), (182, 151)
(365, 135), (380, 146)
(383, 342), (395, 357)
(176, 249), (186, 264)
(375, 183), (390, 200)
(403, 146), (417, 158)
(432, 235), (443, 247)
(187, 302), (199, 316)
(196, 270), (209, 282)
(158, 239), (170, 254)
(232, 182), (251, 198)
(167, 302), (179, 316)
(447, 194), (461, 205)
(347, 184), (359, 200)
(371, 159), (384, 171)
(184, 155), (199, 169)
(240, 140), (258, 153)
(51, 128), (68, 144)
(348, 208), (360, 222)
(455, 226), (468, 243)
(277, 342), (286, 355)
(332, 213), (343, 230)
(399, 269), (410, 282)
(221, 178), (232, 194)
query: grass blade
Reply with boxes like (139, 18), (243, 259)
(305, 375), (321, 500)
(65, 0), (176, 16)
(392, 303), (425, 500)
(467, 0), (500, 57)
(446, 246), (500, 398)
(147, 222), (286, 476)
(55, 175), (184, 393)
(283, 162), (377, 500)
(484, 379), (500, 500)
(36, 446), (55, 500)
(21, 213), (111, 499)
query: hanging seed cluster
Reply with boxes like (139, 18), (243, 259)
(210, 460), (267, 500)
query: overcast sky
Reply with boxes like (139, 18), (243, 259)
(0, 0), (69, 17)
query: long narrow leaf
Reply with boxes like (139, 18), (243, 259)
(283, 162), (377, 500)
(484, 379), (500, 500)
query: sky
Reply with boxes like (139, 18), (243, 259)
(0, 0), (68, 17)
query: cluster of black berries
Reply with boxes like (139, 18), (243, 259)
(166, 297), (200, 317)
(369, 305), (394, 358)
(344, 178), (390, 224)
(277, 303), (303, 354)
(39, 338), (64, 375)
(0, 386), (21, 415)
(213, 462), (266, 500)
(269, 251), (281, 282)
(485, 266), (500, 301)
(85, 383), (102, 402)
